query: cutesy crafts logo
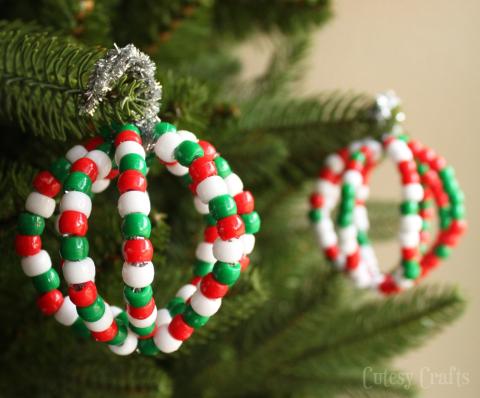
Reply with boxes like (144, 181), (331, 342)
(362, 366), (470, 390)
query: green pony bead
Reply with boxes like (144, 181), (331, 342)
(417, 163), (429, 176)
(439, 166), (455, 182)
(212, 261), (241, 286)
(339, 197), (355, 214)
(119, 153), (147, 175)
(64, 171), (92, 195)
(203, 214), (217, 226)
(341, 183), (356, 199)
(214, 157), (232, 178)
(129, 322), (155, 336)
(451, 204), (465, 220)
(181, 173), (193, 186)
(209, 194), (237, 220)
(174, 140), (204, 166)
(400, 201), (419, 215)
(450, 189), (465, 205)
(357, 231), (370, 246)
(115, 311), (129, 326)
(77, 296), (106, 322)
(403, 260), (421, 280)
(194, 260), (214, 277)
(435, 244), (451, 259)
(308, 209), (322, 222)
(107, 324), (128, 346)
(49, 157), (71, 183)
(122, 213), (151, 239)
(60, 236), (89, 261)
(32, 268), (60, 293)
(350, 151), (366, 163)
(72, 318), (91, 339)
(153, 122), (176, 138)
(18, 212), (45, 235)
(138, 338), (160, 356)
(242, 211), (261, 234)
(337, 212), (353, 228)
(183, 305), (210, 329)
(119, 123), (141, 135)
(124, 285), (153, 307)
(166, 297), (186, 317)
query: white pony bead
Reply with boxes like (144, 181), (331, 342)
(177, 130), (198, 143)
(356, 185), (370, 201)
(60, 191), (92, 218)
(109, 330), (138, 356)
(91, 178), (111, 193)
(213, 238), (244, 263)
(354, 206), (369, 231)
(115, 141), (146, 165)
(400, 214), (423, 233)
(195, 242), (216, 263)
(393, 269), (415, 290)
(350, 262), (373, 289)
(63, 257), (96, 284)
(154, 325), (183, 353)
(21, 250), (52, 276)
(65, 145), (88, 163)
(325, 153), (344, 174)
(176, 284), (197, 301)
(193, 196), (210, 214)
(167, 162), (189, 176)
(156, 308), (172, 326)
(398, 231), (420, 248)
(340, 238), (358, 256)
(343, 170), (363, 188)
(241, 234), (255, 255)
(118, 191), (151, 217)
(316, 180), (339, 201)
(386, 139), (413, 163)
(190, 290), (222, 317)
(54, 296), (78, 326)
(402, 183), (424, 202)
(26, 192), (55, 218)
(128, 306), (157, 328)
(196, 176), (228, 204)
(154, 132), (182, 163)
(225, 173), (244, 197)
(317, 228), (337, 249)
(86, 149), (112, 179)
(122, 262), (154, 288)
(339, 225), (357, 242)
(84, 305), (114, 332)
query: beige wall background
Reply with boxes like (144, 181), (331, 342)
(239, 0), (479, 396)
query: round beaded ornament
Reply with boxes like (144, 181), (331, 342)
(309, 131), (466, 294)
(15, 122), (261, 356)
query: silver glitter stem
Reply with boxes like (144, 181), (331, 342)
(80, 43), (162, 142)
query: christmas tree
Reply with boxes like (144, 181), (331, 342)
(0, 1), (466, 397)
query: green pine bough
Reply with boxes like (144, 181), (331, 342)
(0, 20), (155, 140)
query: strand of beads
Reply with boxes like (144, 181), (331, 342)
(140, 122), (260, 355)
(309, 133), (466, 294)
(15, 136), (116, 337)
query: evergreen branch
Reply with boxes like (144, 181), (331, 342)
(0, 20), (158, 140)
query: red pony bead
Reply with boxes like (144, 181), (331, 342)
(320, 168), (341, 183)
(402, 247), (419, 261)
(200, 273), (229, 299)
(239, 255), (250, 271)
(84, 136), (104, 151)
(68, 281), (97, 307)
(168, 315), (194, 341)
(309, 193), (324, 208)
(128, 297), (156, 320)
(378, 275), (400, 295)
(324, 245), (339, 261)
(189, 181), (199, 195)
(123, 238), (153, 263)
(114, 130), (142, 147)
(189, 157), (217, 183)
(91, 321), (118, 342)
(190, 276), (202, 286)
(449, 219), (467, 236)
(234, 191), (254, 214)
(71, 158), (98, 182)
(58, 211), (88, 236)
(117, 170), (147, 194)
(204, 226), (219, 243)
(217, 215), (245, 240)
(37, 289), (64, 315)
(15, 235), (42, 256)
(345, 250), (360, 270)
(198, 140), (217, 160)
(33, 171), (62, 197)
(106, 168), (119, 180)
